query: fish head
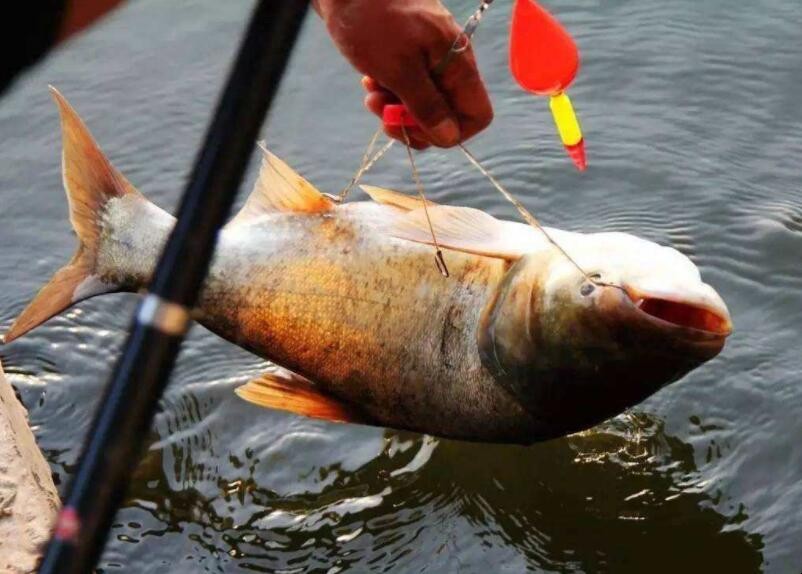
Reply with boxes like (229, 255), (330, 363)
(478, 231), (732, 439)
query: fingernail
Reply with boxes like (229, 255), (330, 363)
(430, 118), (460, 147)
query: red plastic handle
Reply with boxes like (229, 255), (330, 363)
(382, 104), (418, 128)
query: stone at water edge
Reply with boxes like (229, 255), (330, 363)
(0, 360), (59, 573)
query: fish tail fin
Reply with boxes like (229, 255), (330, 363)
(4, 87), (144, 343)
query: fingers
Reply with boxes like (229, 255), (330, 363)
(383, 125), (431, 150)
(361, 76), (382, 92)
(327, 0), (493, 149)
(362, 72), (458, 147)
(362, 77), (431, 149)
(383, 66), (461, 147)
(433, 46), (493, 143)
(359, 45), (494, 149)
(364, 89), (392, 117)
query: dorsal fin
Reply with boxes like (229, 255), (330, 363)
(389, 205), (541, 260)
(359, 185), (436, 211)
(230, 143), (333, 224)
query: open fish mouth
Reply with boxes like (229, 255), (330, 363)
(624, 286), (733, 337)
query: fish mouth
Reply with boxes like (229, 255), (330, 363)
(624, 285), (733, 338)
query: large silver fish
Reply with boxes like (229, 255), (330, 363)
(4, 89), (732, 444)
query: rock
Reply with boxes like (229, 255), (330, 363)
(0, 361), (59, 574)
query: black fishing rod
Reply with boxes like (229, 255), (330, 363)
(38, 1), (309, 572)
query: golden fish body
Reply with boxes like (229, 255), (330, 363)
(209, 206), (543, 440)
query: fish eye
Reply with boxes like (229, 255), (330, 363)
(580, 282), (595, 296)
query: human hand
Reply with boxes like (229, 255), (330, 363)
(315, 0), (493, 149)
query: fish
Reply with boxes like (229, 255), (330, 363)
(2, 88), (733, 444)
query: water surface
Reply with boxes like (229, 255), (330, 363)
(1, 0), (800, 571)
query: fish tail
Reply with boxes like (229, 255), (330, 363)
(4, 87), (150, 343)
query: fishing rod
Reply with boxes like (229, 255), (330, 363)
(37, 1), (309, 572)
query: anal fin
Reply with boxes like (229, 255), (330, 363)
(235, 368), (363, 424)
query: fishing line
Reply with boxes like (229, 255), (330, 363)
(432, 0), (494, 76)
(338, 128), (446, 275)
(344, 134), (607, 288)
(349, 134), (622, 292)
(401, 124), (450, 277)
(339, 126), (383, 201)
(458, 144), (598, 285)
(458, 144), (630, 293)
(337, 133), (395, 201)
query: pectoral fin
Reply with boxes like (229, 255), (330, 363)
(390, 205), (542, 260)
(360, 185), (436, 211)
(235, 369), (363, 424)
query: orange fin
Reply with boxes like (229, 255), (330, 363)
(235, 369), (363, 424)
(229, 143), (333, 225)
(4, 87), (142, 343)
(359, 184), (436, 212)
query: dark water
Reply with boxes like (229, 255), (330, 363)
(1, 0), (800, 571)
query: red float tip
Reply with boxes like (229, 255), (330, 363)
(565, 139), (586, 171)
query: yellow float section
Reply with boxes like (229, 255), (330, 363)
(549, 92), (583, 147)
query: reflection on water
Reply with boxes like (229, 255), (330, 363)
(448, 416), (763, 573)
(96, 395), (762, 573)
(1, 0), (801, 571)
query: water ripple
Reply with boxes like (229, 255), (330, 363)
(1, 0), (800, 572)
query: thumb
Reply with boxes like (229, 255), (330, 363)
(388, 70), (460, 148)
